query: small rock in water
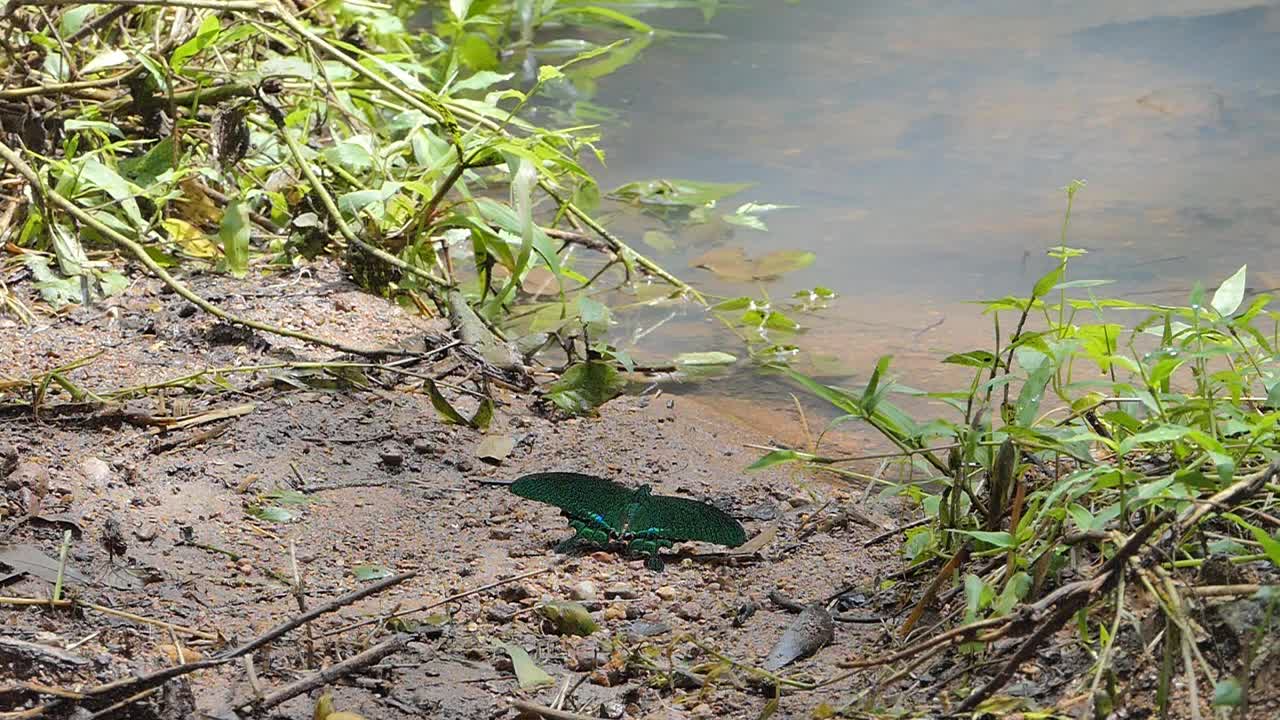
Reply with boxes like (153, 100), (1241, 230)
(571, 580), (599, 601)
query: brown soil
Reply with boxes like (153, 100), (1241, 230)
(0, 264), (902, 719)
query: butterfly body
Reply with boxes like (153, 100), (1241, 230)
(510, 472), (746, 571)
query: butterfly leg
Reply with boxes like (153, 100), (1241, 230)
(556, 523), (610, 554)
(629, 539), (674, 572)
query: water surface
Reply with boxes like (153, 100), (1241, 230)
(571, 1), (1280, 441)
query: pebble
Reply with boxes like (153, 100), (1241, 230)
(604, 584), (639, 599)
(486, 604), (518, 623)
(655, 586), (678, 601)
(488, 527), (512, 540)
(379, 449), (404, 468)
(5, 461), (47, 491)
(603, 603), (627, 621)
(675, 603), (701, 620)
(412, 439), (434, 455)
(571, 580), (598, 601)
(786, 492), (812, 508)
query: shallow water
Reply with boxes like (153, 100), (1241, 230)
(571, 1), (1280, 440)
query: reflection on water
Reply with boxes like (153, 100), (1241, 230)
(587, 1), (1280, 443)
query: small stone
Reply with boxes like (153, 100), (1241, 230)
(786, 492), (812, 508)
(486, 604), (518, 623)
(0, 443), (16, 478)
(412, 439), (434, 455)
(604, 584), (638, 599)
(598, 700), (625, 719)
(489, 527), (512, 540)
(675, 603), (701, 620)
(692, 703), (713, 717)
(655, 586), (678, 601)
(603, 603), (627, 621)
(237, 561), (253, 575)
(500, 584), (535, 602)
(568, 645), (607, 671)
(379, 449), (404, 468)
(6, 461), (48, 491)
(455, 458), (474, 473)
(571, 581), (598, 601)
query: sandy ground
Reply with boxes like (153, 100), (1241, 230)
(0, 263), (906, 719)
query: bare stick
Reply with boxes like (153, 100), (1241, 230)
(510, 699), (598, 720)
(236, 634), (409, 714)
(320, 566), (549, 638)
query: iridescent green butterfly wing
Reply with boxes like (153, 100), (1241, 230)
(510, 472), (636, 545)
(510, 472), (747, 571)
(627, 494), (748, 548)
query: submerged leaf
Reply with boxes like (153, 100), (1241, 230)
(673, 351), (737, 366)
(609, 178), (753, 208)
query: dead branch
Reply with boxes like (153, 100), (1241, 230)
(7, 572), (415, 716)
(234, 633), (411, 714)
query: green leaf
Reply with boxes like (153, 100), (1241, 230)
(218, 200), (250, 278)
(1032, 266), (1063, 298)
(449, 0), (474, 21)
(1118, 424), (1191, 455)
(170, 14), (221, 72)
(471, 397), (494, 431)
(246, 505), (292, 523)
(1211, 265), (1247, 317)
(82, 49), (131, 75)
(74, 158), (144, 227)
(426, 380), (471, 426)
(951, 530), (1016, 549)
(351, 564), (393, 581)
(1212, 678), (1243, 707)
(747, 449), (814, 470)
(450, 70), (513, 93)
(577, 296), (610, 335)
(674, 351), (737, 367)
(536, 600), (598, 636)
(500, 642), (554, 689)
(119, 137), (175, 186)
(546, 361), (625, 416)
(943, 350), (997, 368)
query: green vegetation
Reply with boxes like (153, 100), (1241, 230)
(755, 182), (1280, 714)
(0, 0), (765, 411)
